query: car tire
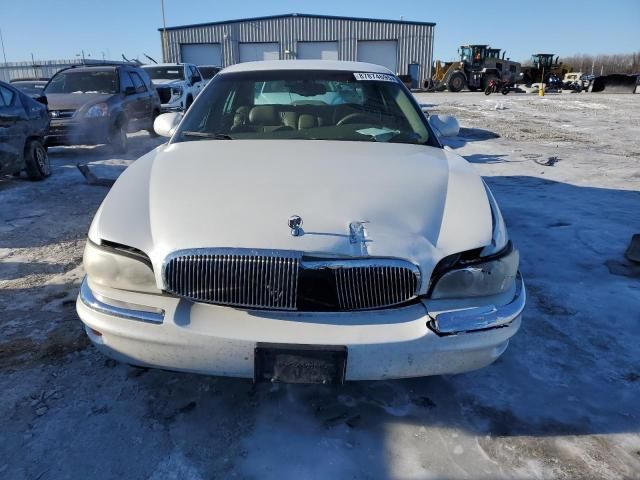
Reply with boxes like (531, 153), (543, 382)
(24, 139), (51, 181)
(147, 110), (160, 137)
(109, 122), (128, 154)
(447, 72), (466, 92)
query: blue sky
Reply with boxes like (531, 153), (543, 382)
(1, 0), (638, 63)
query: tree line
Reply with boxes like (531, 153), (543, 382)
(558, 52), (640, 75)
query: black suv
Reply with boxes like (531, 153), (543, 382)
(44, 64), (161, 153)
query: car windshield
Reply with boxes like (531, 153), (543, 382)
(45, 70), (117, 94)
(143, 66), (185, 80)
(198, 66), (220, 80)
(13, 81), (46, 96)
(174, 70), (432, 146)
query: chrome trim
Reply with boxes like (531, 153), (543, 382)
(163, 248), (301, 310)
(162, 248), (421, 311)
(429, 274), (525, 335)
(79, 277), (164, 324)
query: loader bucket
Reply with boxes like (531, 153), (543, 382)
(591, 74), (638, 93)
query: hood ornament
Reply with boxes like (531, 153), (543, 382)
(288, 215), (303, 237)
(349, 221), (370, 255)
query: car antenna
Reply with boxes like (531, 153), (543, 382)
(144, 54), (158, 64)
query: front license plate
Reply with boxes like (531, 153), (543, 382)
(254, 343), (347, 385)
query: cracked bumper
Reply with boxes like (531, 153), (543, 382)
(77, 277), (523, 380)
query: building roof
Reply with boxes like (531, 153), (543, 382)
(158, 13), (436, 31)
(219, 60), (392, 75)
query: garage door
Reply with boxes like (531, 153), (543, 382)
(239, 43), (280, 62)
(357, 40), (398, 73)
(180, 43), (222, 66)
(297, 41), (339, 60)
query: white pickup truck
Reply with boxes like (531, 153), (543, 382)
(142, 63), (206, 112)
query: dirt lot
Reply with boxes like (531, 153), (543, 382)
(1, 92), (639, 479)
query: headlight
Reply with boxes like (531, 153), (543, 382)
(480, 183), (508, 257)
(85, 103), (109, 118)
(430, 244), (519, 299)
(83, 240), (159, 293)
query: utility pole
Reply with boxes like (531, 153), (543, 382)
(0, 28), (8, 64)
(161, 0), (168, 62)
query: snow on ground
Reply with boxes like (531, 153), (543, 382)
(1, 92), (639, 479)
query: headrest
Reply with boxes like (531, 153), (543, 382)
(298, 114), (317, 130)
(249, 105), (279, 125)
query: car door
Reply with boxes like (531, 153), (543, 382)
(120, 70), (139, 131)
(129, 71), (152, 129)
(0, 84), (28, 175)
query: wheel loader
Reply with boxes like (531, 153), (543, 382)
(429, 45), (522, 92)
(520, 54), (568, 87)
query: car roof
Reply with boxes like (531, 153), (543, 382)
(143, 63), (185, 68)
(220, 60), (393, 75)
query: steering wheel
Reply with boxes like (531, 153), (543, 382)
(336, 113), (372, 126)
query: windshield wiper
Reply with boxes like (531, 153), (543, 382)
(181, 131), (233, 140)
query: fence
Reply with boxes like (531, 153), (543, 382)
(0, 59), (128, 82)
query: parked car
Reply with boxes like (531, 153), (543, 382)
(44, 64), (161, 153)
(9, 78), (49, 99)
(197, 65), (222, 83)
(0, 80), (50, 180)
(142, 63), (205, 111)
(77, 61), (525, 384)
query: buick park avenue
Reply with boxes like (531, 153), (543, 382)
(77, 60), (525, 384)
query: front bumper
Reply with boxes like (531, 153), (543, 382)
(76, 275), (525, 381)
(46, 117), (111, 146)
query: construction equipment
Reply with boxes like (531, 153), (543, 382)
(521, 54), (567, 87)
(429, 45), (522, 92)
(591, 74), (639, 93)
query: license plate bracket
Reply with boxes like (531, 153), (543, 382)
(254, 343), (347, 385)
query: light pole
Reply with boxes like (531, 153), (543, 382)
(161, 0), (168, 62)
(0, 27), (8, 64)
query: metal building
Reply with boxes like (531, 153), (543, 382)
(160, 13), (435, 88)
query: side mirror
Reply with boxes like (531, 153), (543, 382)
(124, 86), (136, 96)
(428, 114), (460, 138)
(35, 95), (48, 106)
(154, 112), (182, 138)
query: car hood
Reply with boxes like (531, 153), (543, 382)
(45, 92), (115, 111)
(91, 140), (493, 292)
(151, 79), (185, 87)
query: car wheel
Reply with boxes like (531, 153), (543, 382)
(147, 110), (159, 137)
(24, 139), (51, 180)
(447, 72), (466, 92)
(109, 122), (128, 154)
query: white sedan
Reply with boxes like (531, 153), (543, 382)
(77, 60), (525, 384)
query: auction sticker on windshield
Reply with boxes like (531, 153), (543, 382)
(353, 72), (398, 82)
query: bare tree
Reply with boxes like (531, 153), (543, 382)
(558, 52), (640, 75)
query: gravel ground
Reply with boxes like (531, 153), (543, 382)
(1, 92), (639, 479)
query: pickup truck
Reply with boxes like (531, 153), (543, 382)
(142, 63), (206, 112)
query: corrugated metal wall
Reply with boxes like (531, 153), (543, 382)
(162, 16), (434, 87)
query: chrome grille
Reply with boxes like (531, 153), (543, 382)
(164, 250), (300, 310)
(163, 249), (420, 311)
(334, 265), (419, 310)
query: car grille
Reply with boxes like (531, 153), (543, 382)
(334, 265), (419, 310)
(163, 249), (420, 311)
(156, 86), (172, 103)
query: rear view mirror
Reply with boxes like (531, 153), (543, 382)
(428, 114), (460, 137)
(154, 112), (182, 138)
